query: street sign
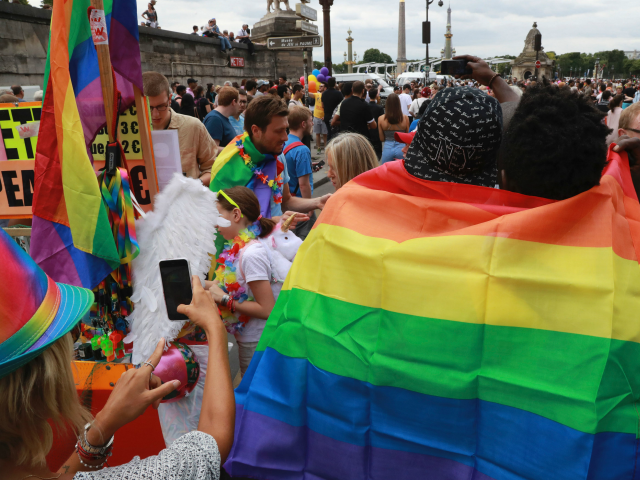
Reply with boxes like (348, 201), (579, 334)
(230, 57), (245, 68)
(295, 3), (317, 21)
(296, 20), (318, 34)
(267, 35), (323, 49)
(536, 60), (541, 69)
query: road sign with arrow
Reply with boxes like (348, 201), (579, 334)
(267, 36), (323, 49)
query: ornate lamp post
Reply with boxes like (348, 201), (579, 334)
(594, 57), (600, 82)
(319, 0), (334, 76)
(424, 0), (444, 72)
(346, 28), (355, 73)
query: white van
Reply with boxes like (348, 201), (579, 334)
(396, 72), (427, 87)
(332, 73), (394, 102)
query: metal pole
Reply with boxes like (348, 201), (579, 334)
(304, 48), (309, 107)
(425, 1), (429, 73)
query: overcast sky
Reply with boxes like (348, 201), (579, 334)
(140, 0), (640, 62)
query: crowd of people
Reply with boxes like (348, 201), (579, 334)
(3, 48), (640, 479)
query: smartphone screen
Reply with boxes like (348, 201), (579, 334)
(159, 259), (193, 321)
(440, 60), (470, 76)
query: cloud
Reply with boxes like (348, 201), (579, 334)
(138, 0), (640, 65)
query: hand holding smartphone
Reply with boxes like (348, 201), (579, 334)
(440, 59), (471, 76)
(159, 259), (193, 321)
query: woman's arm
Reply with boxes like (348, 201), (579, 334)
(378, 116), (385, 142)
(210, 280), (275, 321)
(177, 278), (235, 462)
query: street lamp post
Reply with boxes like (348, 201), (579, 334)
(424, 0), (444, 75)
(595, 58), (600, 82)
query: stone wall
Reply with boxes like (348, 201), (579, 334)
(0, 2), (309, 89)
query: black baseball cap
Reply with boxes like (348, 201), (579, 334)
(404, 87), (503, 188)
(187, 78), (198, 84)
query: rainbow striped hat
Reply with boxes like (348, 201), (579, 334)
(0, 230), (93, 378)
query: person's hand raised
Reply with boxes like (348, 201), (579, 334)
(91, 339), (180, 444)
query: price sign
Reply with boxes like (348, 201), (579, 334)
(91, 104), (143, 161)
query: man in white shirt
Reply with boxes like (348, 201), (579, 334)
(398, 84), (413, 118)
(288, 84), (305, 108)
(236, 24), (256, 56)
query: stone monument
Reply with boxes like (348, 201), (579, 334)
(396, 0), (407, 75)
(511, 22), (554, 81)
(251, 0), (302, 44)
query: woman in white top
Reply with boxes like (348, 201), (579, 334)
(207, 187), (283, 377)
(606, 94), (625, 145)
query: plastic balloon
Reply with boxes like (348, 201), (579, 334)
(299, 76), (305, 86)
(312, 69), (321, 77)
(317, 74), (326, 83)
(320, 67), (329, 76)
(308, 75), (318, 84)
(308, 81), (318, 93)
(155, 342), (201, 403)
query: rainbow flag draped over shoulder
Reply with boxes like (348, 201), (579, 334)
(209, 132), (283, 258)
(31, 0), (143, 289)
(226, 148), (640, 480)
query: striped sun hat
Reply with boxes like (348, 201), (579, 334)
(0, 230), (93, 378)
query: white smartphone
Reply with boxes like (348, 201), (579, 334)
(159, 258), (193, 321)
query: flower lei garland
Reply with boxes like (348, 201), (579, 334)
(235, 136), (284, 204)
(214, 224), (262, 334)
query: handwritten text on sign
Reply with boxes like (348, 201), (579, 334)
(90, 9), (108, 45)
(0, 160), (153, 218)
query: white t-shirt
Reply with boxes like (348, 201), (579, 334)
(398, 93), (413, 116)
(236, 242), (282, 342)
(409, 98), (427, 117)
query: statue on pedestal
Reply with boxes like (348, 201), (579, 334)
(267, 0), (293, 13)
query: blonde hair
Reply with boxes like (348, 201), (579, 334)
(325, 133), (378, 189)
(0, 334), (91, 466)
(619, 102), (640, 131)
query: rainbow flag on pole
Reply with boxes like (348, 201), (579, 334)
(31, 0), (143, 289)
(226, 148), (640, 479)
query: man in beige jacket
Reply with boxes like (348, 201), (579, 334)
(143, 72), (218, 186)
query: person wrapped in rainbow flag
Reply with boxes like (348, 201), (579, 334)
(224, 86), (640, 479)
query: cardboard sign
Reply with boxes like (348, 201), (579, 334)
(0, 159), (153, 219)
(0, 102), (41, 160)
(90, 9), (109, 45)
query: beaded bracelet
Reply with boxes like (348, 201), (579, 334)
(76, 442), (111, 469)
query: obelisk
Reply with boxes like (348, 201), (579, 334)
(443, 3), (453, 60)
(397, 0), (407, 76)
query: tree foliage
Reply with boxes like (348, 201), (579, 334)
(362, 48), (393, 64)
(556, 50), (636, 78)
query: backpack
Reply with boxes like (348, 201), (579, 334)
(283, 141), (305, 195)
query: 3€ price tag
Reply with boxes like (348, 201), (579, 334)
(90, 9), (108, 45)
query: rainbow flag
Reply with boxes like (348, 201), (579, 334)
(226, 148), (640, 479)
(31, 0), (143, 289)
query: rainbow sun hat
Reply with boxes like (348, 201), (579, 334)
(0, 230), (94, 378)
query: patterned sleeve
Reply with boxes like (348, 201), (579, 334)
(74, 431), (220, 480)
